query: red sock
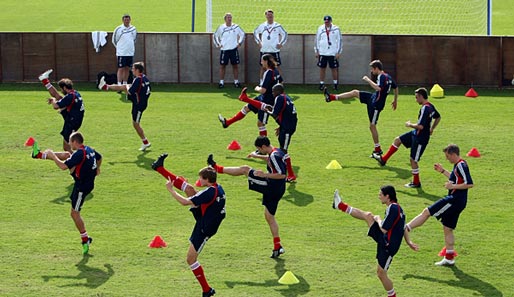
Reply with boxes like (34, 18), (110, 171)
(215, 165), (224, 174)
(374, 145), (382, 153)
(285, 156), (295, 177)
(413, 173), (420, 185)
(102, 84), (108, 90)
(259, 126), (267, 136)
(225, 111), (246, 126)
(80, 231), (88, 243)
(240, 94), (265, 110)
(35, 152), (43, 159)
(273, 237), (281, 250)
(338, 202), (349, 212)
(156, 166), (177, 180)
(381, 144), (399, 162)
(445, 250), (455, 260)
(41, 78), (51, 87)
(191, 262), (211, 293)
(329, 94), (337, 101)
(142, 138), (149, 145)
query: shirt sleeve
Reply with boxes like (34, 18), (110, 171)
(272, 95), (284, 117)
(190, 187), (215, 207)
(64, 149), (84, 169)
(56, 93), (73, 109)
(128, 77), (141, 95)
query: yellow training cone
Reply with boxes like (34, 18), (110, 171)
(278, 271), (300, 285)
(326, 160), (342, 169)
(430, 84), (444, 98)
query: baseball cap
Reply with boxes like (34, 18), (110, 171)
(323, 15), (332, 21)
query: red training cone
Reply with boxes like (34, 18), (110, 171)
(148, 235), (167, 248)
(466, 147), (481, 158)
(465, 88), (478, 98)
(24, 137), (35, 146)
(195, 179), (203, 187)
(227, 140), (241, 150)
(438, 247), (458, 257)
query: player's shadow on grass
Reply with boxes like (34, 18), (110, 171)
(51, 183), (94, 205)
(118, 93), (131, 103)
(42, 254), (114, 289)
(403, 265), (503, 296)
(397, 188), (441, 202)
(107, 150), (154, 170)
(283, 166), (314, 207)
(225, 258), (310, 296)
(351, 164), (412, 180)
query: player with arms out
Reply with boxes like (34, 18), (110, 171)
(98, 62), (152, 151)
(151, 153), (225, 297)
(372, 87), (441, 188)
(38, 70), (85, 154)
(218, 54), (282, 136)
(32, 132), (102, 254)
(332, 186), (418, 297)
(324, 59), (398, 157)
(207, 136), (287, 258)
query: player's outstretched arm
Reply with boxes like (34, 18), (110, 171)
(404, 228), (419, 251)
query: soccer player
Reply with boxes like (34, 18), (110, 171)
(213, 12), (245, 88)
(98, 62), (152, 151)
(238, 84), (298, 182)
(315, 15), (343, 90)
(332, 186), (418, 297)
(32, 132), (102, 255)
(207, 136), (287, 258)
(38, 70), (85, 154)
(253, 9), (288, 81)
(218, 54), (282, 136)
(152, 154), (225, 297)
(112, 14), (137, 85)
(404, 144), (473, 266)
(372, 87), (441, 188)
(324, 60), (398, 157)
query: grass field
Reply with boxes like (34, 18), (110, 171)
(1, 0), (513, 35)
(1, 83), (514, 296)
(1, 1), (514, 296)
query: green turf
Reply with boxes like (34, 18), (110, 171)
(1, 83), (513, 296)
(1, 0), (512, 35)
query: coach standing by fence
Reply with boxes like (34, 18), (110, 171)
(112, 14), (137, 86)
(315, 15), (342, 91)
(254, 9), (288, 84)
(213, 13), (245, 89)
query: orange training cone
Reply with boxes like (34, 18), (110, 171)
(24, 137), (35, 146)
(148, 235), (168, 248)
(465, 88), (478, 98)
(466, 147), (481, 158)
(227, 140), (241, 150)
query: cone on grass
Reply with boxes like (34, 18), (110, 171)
(195, 179), (203, 187)
(466, 147), (481, 158)
(465, 88), (478, 98)
(325, 160), (342, 169)
(278, 271), (300, 285)
(24, 137), (35, 146)
(430, 84), (444, 98)
(148, 235), (167, 248)
(227, 140), (241, 150)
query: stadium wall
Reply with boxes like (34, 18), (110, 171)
(0, 32), (512, 87)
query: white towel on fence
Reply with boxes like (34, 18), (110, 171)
(92, 31), (108, 53)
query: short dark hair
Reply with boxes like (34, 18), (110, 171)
(369, 59), (383, 70)
(261, 54), (277, 69)
(272, 83), (284, 94)
(443, 144), (460, 156)
(199, 167), (217, 183)
(57, 78), (73, 90)
(380, 185), (397, 202)
(415, 87), (428, 99)
(265, 9), (273, 15)
(69, 132), (84, 144)
(254, 136), (271, 148)
(133, 62), (145, 73)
